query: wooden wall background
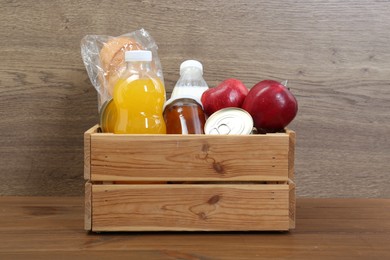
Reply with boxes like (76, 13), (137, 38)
(0, 0), (389, 197)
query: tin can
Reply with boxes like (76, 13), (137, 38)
(204, 108), (254, 135)
(99, 98), (117, 133)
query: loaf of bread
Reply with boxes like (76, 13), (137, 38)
(99, 37), (144, 96)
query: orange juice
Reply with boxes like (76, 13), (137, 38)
(113, 77), (166, 134)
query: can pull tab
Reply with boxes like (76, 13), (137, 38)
(210, 123), (231, 135)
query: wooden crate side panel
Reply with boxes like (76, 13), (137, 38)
(90, 134), (290, 182)
(84, 182), (92, 231)
(84, 125), (99, 180)
(289, 181), (296, 229)
(287, 129), (296, 181)
(91, 184), (290, 231)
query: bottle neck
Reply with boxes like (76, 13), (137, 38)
(126, 60), (152, 73)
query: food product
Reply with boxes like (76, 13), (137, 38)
(242, 80), (298, 133)
(81, 29), (165, 110)
(99, 37), (144, 96)
(169, 60), (209, 103)
(113, 50), (166, 134)
(163, 60), (208, 134)
(164, 98), (206, 134)
(204, 107), (253, 135)
(201, 78), (248, 116)
(99, 98), (116, 133)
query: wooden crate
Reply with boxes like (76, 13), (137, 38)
(84, 125), (296, 232)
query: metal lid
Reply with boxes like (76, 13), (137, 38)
(204, 108), (254, 135)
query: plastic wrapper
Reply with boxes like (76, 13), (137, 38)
(81, 28), (164, 110)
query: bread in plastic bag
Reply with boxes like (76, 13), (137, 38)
(81, 28), (164, 110)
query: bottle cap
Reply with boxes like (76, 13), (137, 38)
(125, 50), (152, 62)
(180, 60), (203, 75)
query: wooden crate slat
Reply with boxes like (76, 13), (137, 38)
(92, 184), (290, 231)
(90, 133), (290, 182)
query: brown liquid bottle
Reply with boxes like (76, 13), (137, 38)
(163, 98), (206, 134)
(163, 60), (209, 134)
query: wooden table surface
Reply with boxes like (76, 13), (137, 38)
(1, 197), (389, 259)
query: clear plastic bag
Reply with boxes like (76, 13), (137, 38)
(81, 28), (164, 110)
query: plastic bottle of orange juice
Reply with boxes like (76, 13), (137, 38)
(113, 50), (166, 134)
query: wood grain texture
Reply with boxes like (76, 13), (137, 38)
(1, 196), (390, 259)
(90, 132), (289, 181)
(83, 125), (99, 180)
(287, 129), (296, 181)
(84, 182), (92, 231)
(289, 181), (296, 229)
(92, 184), (290, 231)
(0, 1), (389, 196)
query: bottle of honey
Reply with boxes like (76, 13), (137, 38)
(164, 98), (206, 134)
(163, 60), (208, 134)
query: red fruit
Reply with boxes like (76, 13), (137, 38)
(201, 78), (248, 116)
(242, 80), (298, 133)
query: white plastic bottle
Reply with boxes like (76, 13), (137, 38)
(169, 60), (209, 104)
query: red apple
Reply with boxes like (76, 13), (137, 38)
(201, 78), (248, 116)
(242, 80), (298, 133)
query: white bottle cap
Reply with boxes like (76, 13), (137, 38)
(180, 60), (203, 75)
(125, 50), (152, 62)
